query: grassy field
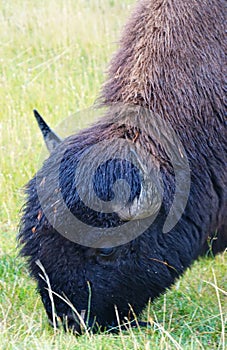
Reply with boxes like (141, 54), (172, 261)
(0, 0), (226, 349)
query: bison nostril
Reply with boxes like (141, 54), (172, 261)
(98, 247), (114, 257)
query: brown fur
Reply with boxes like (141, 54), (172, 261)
(102, 0), (225, 124)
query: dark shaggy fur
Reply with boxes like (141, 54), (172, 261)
(19, 0), (226, 334)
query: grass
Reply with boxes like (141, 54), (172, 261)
(0, 0), (226, 349)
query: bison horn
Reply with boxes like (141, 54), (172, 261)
(33, 109), (62, 153)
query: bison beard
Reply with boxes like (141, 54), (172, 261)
(18, 0), (226, 334)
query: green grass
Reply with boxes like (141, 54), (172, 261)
(0, 0), (226, 349)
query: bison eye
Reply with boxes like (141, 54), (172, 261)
(98, 247), (114, 257)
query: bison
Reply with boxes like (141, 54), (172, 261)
(18, 0), (226, 334)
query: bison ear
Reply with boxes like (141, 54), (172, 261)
(33, 109), (62, 153)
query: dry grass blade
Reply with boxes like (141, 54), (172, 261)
(36, 259), (91, 337)
(36, 259), (57, 332)
(211, 269), (226, 350)
(114, 305), (127, 350)
(153, 321), (183, 350)
(50, 291), (91, 337)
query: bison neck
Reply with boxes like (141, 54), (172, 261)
(101, 0), (225, 134)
